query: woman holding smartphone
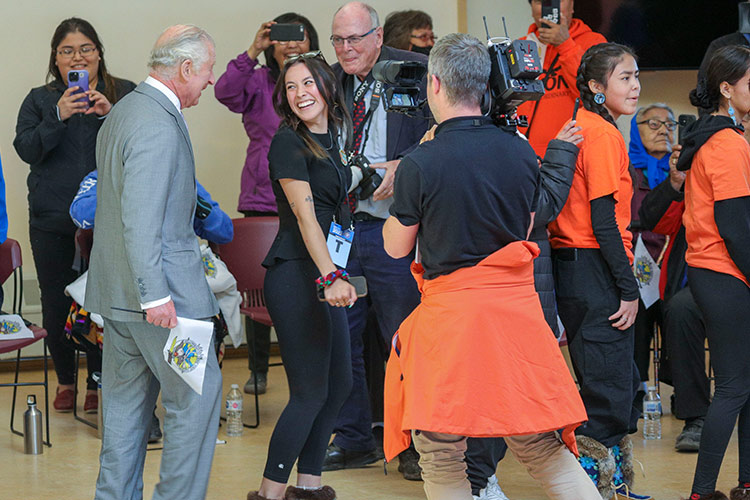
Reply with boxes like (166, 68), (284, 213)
(548, 43), (651, 500)
(247, 52), (354, 500)
(214, 12), (318, 396)
(13, 17), (134, 414)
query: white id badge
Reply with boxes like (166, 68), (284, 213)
(326, 222), (354, 268)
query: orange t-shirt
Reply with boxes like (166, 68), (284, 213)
(684, 128), (750, 286)
(548, 108), (634, 263)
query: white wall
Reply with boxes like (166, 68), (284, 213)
(0, 0), (459, 302)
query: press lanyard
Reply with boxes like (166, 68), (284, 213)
(352, 78), (384, 155)
(322, 131), (354, 267)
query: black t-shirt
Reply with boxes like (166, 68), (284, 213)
(263, 125), (350, 267)
(390, 116), (540, 279)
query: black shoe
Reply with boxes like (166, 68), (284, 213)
(397, 447), (422, 481)
(244, 372), (267, 395)
(321, 443), (380, 471)
(148, 412), (162, 443)
(675, 417), (704, 452)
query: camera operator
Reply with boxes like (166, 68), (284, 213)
(382, 33), (599, 500)
(323, 1), (431, 479)
(518, 0), (605, 156)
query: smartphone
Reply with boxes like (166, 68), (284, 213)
(541, 0), (561, 28)
(269, 23), (305, 42)
(572, 97), (580, 121)
(678, 114), (696, 145)
(67, 69), (90, 105)
(317, 275), (368, 301)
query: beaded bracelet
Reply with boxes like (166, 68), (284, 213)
(316, 269), (350, 290)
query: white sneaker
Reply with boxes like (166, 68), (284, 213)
(474, 475), (510, 500)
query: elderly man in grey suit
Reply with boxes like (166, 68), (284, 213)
(86, 25), (220, 500)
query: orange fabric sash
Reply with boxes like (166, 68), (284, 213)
(384, 241), (587, 461)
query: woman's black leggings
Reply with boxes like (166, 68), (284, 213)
(262, 258), (353, 483)
(690, 266), (750, 494)
(30, 227), (101, 390)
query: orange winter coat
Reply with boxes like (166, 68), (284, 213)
(384, 241), (588, 462)
(518, 19), (607, 157)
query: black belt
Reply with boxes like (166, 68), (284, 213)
(553, 248), (600, 261)
(353, 212), (385, 222)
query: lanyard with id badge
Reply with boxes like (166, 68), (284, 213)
(324, 137), (354, 268)
(320, 133), (368, 298)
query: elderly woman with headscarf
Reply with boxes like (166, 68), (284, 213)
(628, 103), (676, 397)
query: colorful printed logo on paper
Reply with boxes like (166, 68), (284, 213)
(634, 257), (653, 286)
(166, 337), (204, 373)
(0, 320), (22, 335)
(202, 254), (217, 278)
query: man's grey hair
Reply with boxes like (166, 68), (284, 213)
(428, 33), (490, 107)
(635, 103), (676, 123)
(333, 2), (380, 29)
(148, 25), (214, 78)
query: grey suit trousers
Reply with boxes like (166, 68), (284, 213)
(95, 319), (222, 500)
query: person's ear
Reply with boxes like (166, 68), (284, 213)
(588, 79), (605, 96)
(720, 81), (733, 100)
(430, 74), (441, 95)
(180, 59), (193, 81)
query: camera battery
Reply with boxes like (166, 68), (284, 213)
(506, 40), (542, 80)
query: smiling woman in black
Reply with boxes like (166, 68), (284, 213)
(249, 54), (355, 500)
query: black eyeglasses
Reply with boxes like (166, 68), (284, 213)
(637, 118), (677, 131)
(410, 33), (436, 43)
(330, 27), (377, 48)
(284, 51), (325, 66)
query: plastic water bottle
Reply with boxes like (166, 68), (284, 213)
(225, 384), (244, 437)
(643, 386), (662, 439)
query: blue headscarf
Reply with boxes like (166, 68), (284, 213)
(629, 113), (671, 189)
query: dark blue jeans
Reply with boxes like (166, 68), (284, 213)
(332, 220), (421, 451)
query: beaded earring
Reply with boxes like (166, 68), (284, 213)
(594, 92), (606, 105)
(729, 103), (737, 125)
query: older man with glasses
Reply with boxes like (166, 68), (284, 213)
(322, 1), (431, 481)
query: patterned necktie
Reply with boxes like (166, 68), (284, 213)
(347, 82), (370, 213)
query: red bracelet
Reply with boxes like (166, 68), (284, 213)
(316, 269), (349, 290)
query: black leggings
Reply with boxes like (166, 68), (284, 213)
(262, 258), (352, 482)
(30, 227), (101, 390)
(689, 267), (750, 494)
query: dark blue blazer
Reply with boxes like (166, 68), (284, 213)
(332, 45), (432, 161)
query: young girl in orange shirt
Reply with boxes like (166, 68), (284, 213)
(548, 43), (650, 500)
(678, 45), (750, 500)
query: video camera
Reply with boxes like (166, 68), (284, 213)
(484, 17), (545, 127)
(372, 60), (428, 115)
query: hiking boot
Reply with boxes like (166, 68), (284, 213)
(244, 372), (267, 395)
(676, 417), (704, 452)
(398, 447), (422, 481)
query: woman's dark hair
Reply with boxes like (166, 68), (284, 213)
(47, 17), (123, 104)
(265, 13), (319, 82)
(273, 56), (353, 159)
(383, 10), (433, 50)
(691, 45), (750, 113)
(576, 42), (637, 127)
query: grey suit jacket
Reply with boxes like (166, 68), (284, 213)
(85, 82), (218, 322)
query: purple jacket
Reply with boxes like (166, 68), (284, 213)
(214, 51), (280, 213)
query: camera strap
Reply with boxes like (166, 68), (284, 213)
(352, 78), (384, 154)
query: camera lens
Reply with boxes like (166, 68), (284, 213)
(70, 73), (79, 81)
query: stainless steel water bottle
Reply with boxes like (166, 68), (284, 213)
(23, 394), (43, 454)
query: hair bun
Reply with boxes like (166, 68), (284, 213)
(690, 80), (712, 109)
